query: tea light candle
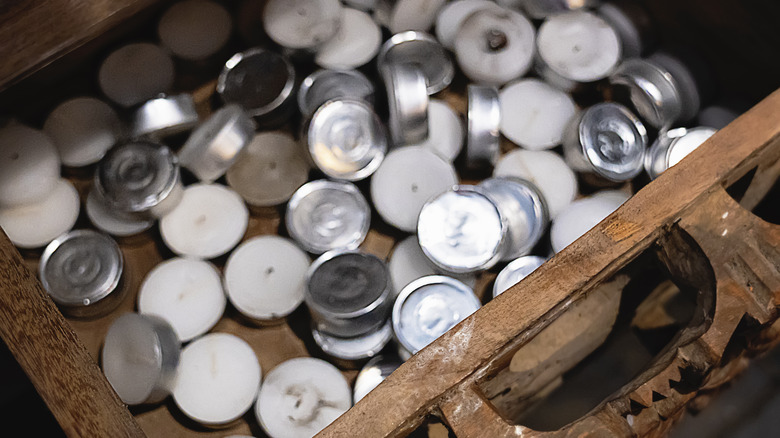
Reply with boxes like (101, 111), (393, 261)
(649, 52), (701, 123)
(382, 62), (429, 146)
(102, 313), (180, 405)
(370, 146), (458, 232)
(224, 236), (311, 322)
(158, 0), (233, 61)
(493, 255), (547, 297)
(537, 11), (621, 83)
(344, 0), (377, 11)
(255, 358), (351, 438)
(499, 79), (577, 150)
(0, 124), (60, 207)
(39, 230), (125, 318)
(86, 190), (154, 238)
(160, 184), (248, 259)
(377, 31), (454, 95)
(550, 190), (630, 253)
(263, 0), (343, 49)
(307, 99), (387, 181)
(375, 0), (447, 34)
(519, 0), (595, 19)
(436, 0), (501, 50)
(178, 104), (255, 183)
(609, 58), (681, 129)
(137, 257), (226, 342)
(298, 69), (375, 118)
(597, 1), (651, 59)
(43, 97), (122, 168)
(98, 43), (175, 107)
(312, 320), (393, 363)
(388, 235), (477, 294)
(173, 333), (261, 426)
(353, 354), (402, 402)
(494, 149), (578, 219)
(226, 132), (310, 207)
(0, 179), (79, 249)
(417, 185), (505, 273)
(315, 8), (381, 70)
(130, 94), (200, 139)
(286, 180), (371, 254)
(466, 84), (501, 169)
(408, 99), (464, 162)
(454, 7), (536, 86)
(645, 126), (716, 180)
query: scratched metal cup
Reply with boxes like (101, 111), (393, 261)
(130, 94), (199, 139)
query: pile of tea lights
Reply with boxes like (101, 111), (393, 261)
(0, 0), (737, 435)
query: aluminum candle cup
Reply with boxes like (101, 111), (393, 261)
(130, 94), (199, 139)
(563, 103), (648, 182)
(178, 104), (255, 183)
(86, 190), (154, 238)
(466, 84), (501, 169)
(286, 180), (371, 254)
(39, 230), (124, 318)
(418, 185), (506, 273)
(478, 177), (548, 261)
(493, 255), (547, 298)
(102, 313), (180, 405)
(312, 320), (394, 364)
(307, 100), (387, 181)
(518, 0), (597, 19)
(645, 126), (717, 180)
(217, 48), (296, 122)
(306, 250), (393, 339)
(95, 140), (182, 220)
(298, 69), (375, 118)
(377, 31), (453, 95)
(353, 353), (403, 402)
(393, 275), (481, 357)
(382, 63), (429, 146)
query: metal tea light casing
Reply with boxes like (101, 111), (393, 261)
(130, 93), (199, 139)
(645, 126), (717, 180)
(466, 84), (501, 170)
(298, 69), (375, 118)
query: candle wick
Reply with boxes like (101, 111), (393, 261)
(485, 29), (508, 52)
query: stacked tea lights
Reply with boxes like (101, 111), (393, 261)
(0, 0), (734, 435)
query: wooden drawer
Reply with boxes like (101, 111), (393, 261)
(0, 1), (779, 437)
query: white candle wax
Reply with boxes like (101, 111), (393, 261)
(436, 0), (501, 50)
(550, 190), (630, 253)
(263, 0), (343, 49)
(226, 132), (310, 207)
(408, 99), (464, 162)
(98, 43), (175, 107)
(158, 0), (233, 61)
(343, 0), (377, 11)
(0, 179), (79, 249)
(160, 184), (248, 259)
(537, 11), (621, 83)
(315, 8), (381, 70)
(377, 0), (447, 34)
(224, 236), (311, 322)
(173, 333), (262, 426)
(499, 79), (577, 150)
(0, 124), (60, 208)
(454, 7), (536, 86)
(137, 257), (226, 342)
(370, 146), (457, 232)
(493, 149), (578, 218)
(389, 235), (477, 294)
(43, 97), (122, 168)
(255, 357), (351, 438)
(86, 190), (154, 237)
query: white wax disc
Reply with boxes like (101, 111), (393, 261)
(98, 43), (175, 107)
(315, 8), (381, 70)
(380, 0), (447, 34)
(160, 184), (248, 259)
(43, 97), (122, 167)
(158, 0), (233, 60)
(344, 0), (377, 11)
(255, 357), (351, 438)
(226, 132), (310, 207)
(550, 190), (630, 253)
(408, 99), (464, 162)
(173, 333), (261, 426)
(537, 11), (621, 83)
(137, 257), (226, 342)
(370, 146), (458, 232)
(436, 0), (501, 50)
(454, 8), (536, 86)
(499, 79), (577, 150)
(86, 190), (154, 237)
(389, 235), (476, 294)
(493, 149), (577, 218)
(0, 179), (79, 249)
(225, 236), (311, 321)
(0, 124), (60, 208)
(263, 0), (343, 49)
